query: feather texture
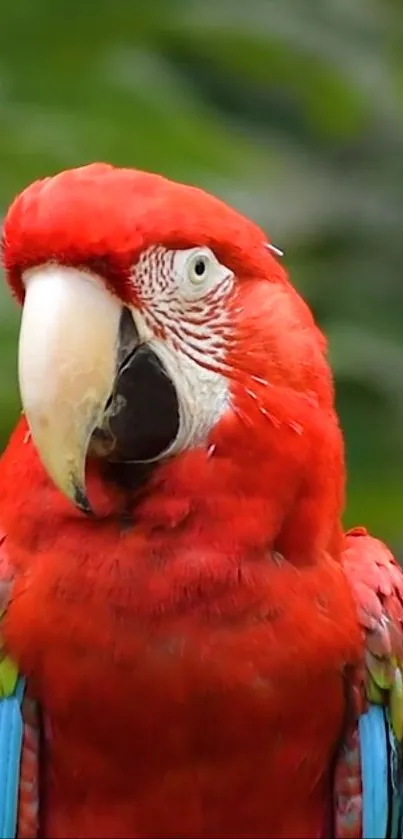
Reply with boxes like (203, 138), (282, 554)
(0, 164), (401, 838)
(334, 529), (403, 839)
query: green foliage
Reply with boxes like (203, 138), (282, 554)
(0, 0), (402, 545)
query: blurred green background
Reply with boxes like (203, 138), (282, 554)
(0, 0), (402, 547)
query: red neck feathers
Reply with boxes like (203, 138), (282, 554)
(0, 417), (361, 839)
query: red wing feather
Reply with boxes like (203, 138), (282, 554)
(334, 526), (403, 839)
(343, 526), (403, 709)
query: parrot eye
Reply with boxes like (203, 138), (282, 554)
(174, 247), (233, 300)
(188, 254), (209, 284)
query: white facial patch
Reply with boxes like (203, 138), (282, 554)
(130, 245), (235, 457)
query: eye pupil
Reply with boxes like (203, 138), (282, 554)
(194, 258), (206, 277)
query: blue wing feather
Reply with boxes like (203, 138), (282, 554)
(0, 677), (25, 839)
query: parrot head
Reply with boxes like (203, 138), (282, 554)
(1, 163), (342, 556)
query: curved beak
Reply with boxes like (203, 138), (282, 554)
(18, 265), (125, 513)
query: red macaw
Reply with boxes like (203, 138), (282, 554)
(0, 163), (402, 839)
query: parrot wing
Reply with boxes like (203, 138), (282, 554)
(0, 526), (39, 839)
(2, 521), (403, 839)
(334, 526), (403, 839)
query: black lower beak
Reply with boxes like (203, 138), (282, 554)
(91, 307), (180, 463)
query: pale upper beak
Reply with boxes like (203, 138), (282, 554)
(18, 264), (124, 513)
(18, 263), (180, 514)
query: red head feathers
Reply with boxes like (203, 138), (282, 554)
(1, 162), (344, 562)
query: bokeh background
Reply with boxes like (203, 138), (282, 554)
(0, 0), (402, 548)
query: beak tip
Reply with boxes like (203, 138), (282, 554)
(72, 479), (94, 517)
